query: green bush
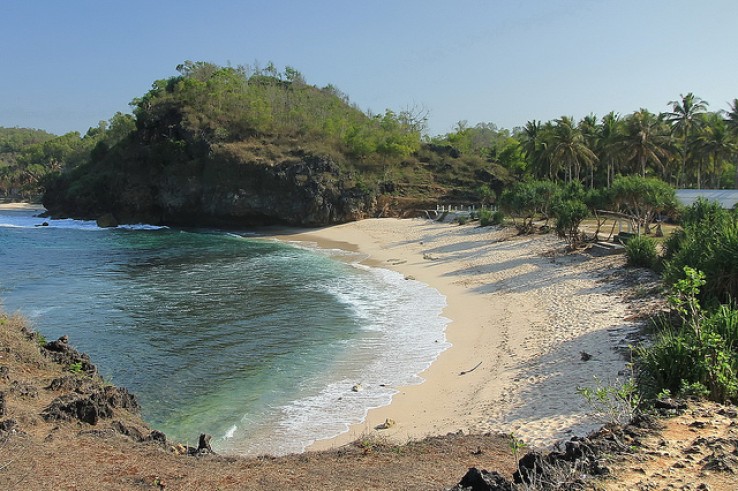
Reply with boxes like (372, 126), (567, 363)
(636, 267), (738, 403)
(479, 209), (492, 226)
(552, 198), (589, 243)
(663, 199), (738, 305)
(491, 210), (505, 226)
(625, 235), (658, 269)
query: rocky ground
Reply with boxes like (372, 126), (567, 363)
(2, 290), (737, 490)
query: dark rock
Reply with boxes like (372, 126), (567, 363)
(42, 336), (97, 376)
(198, 433), (213, 452)
(0, 365), (9, 380)
(580, 351), (593, 361)
(451, 467), (513, 491)
(0, 419), (17, 433)
(717, 407), (738, 418)
(654, 398), (688, 411)
(47, 375), (96, 393)
(96, 213), (118, 228)
(42, 386), (139, 425)
(0, 392), (6, 417)
(111, 420), (145, 441)
(148, 430), (167, 446)
(11, 381), (38, 398)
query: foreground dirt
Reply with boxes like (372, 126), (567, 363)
(2, 305), (737, 490)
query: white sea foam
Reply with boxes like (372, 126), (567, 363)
(0, 210), (166, 231)
(220, 245), (451, 456)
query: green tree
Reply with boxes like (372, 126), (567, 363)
(597, 112), (623, 188)
(610, 175), (676, 234)
(695, 113), (735, 189)
(622, 109), (670, 178)
(520, 120), (550, 179)
(725, 99), (738, 188)
(666, 93), (708, 187)
(549, 116), (597, 184)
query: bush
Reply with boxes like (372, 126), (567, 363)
(479, 209), (492, 226)
(625, 235), (658, 269)
(552, 199), (589, 244)
(491, 210), (505, 226)
(636, 267), (738, 403)
(663, 199), (738, 305)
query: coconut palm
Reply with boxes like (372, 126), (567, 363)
(520, 120), (550, 179)
(693, 113), (737, 189)
(622, 109), (670, 178)
(578, 114), (599, 188)
(727, 99), (738, 187)
(549, 116), (597, 183)
(665, 93), (708, 187)
(598, 112), (624, 187)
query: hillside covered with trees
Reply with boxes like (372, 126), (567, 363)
(40, 62), (511, 226)
(3, 61), (736, 226)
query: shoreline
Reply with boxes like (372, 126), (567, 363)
(269, 218), (646, 451)
(0, 202), (46, 212)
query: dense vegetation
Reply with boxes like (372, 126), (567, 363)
(3, 60), (736, 217)
(36, 61), (522, 224)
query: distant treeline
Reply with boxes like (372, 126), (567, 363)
(1, 61), (737, 204)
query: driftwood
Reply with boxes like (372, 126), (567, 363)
(459, 361), (482, 376)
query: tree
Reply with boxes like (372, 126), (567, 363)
(549, 116), (597, 183)
(666, 93), (708, 187)
(726, 99), (738, 187)
(610, 175), (676, 234)
(578, 114), (599, 188)
(622, 109), (670, 178)
(695, 113), (735, 189)
(498, 180), (560, 231)
(520, 120), (550, 179)
(597, 112), (623, 188)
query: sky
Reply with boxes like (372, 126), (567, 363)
(2, 0), (737, 137)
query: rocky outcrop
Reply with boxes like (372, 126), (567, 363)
(44, 149), (377, 227)
(42, 385), (139, 425)
(42, 335), (97, 377)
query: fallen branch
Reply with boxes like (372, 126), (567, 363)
(459, 361), (482, 375)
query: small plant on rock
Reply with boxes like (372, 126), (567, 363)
(577, 374), (641, 426)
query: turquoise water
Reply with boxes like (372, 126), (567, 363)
(0, 209), (449, 455)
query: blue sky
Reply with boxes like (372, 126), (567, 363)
(2, 0), (737, 137)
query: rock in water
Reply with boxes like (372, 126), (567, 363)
(96, 213), (118, 228)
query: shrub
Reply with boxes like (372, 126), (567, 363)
(479, 209), (492, 227)
(636, 267), (738, 403)
(491, 210), (505, 226)
(663, 199), (738, 305)
(625, 235), (658, 269)
(552, 199), (589, 244)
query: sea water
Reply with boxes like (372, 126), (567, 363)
(0, 209), (450, 455)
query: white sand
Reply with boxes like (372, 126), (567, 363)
(0, 202), (46, 212)
(272, 218), (643, 450)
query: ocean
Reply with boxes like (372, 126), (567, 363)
(0, 208), (450, 455)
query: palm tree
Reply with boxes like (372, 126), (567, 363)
(520, 120), (549, 179)
(597, 112), (623, 187)
(665, 92), (708, 187)
(578, 114), (599, 188)
(725, 99), (738, 187)
(549, 116), (597, 183)
(694, 113), (735, 188)
(622, 109), (670, 178)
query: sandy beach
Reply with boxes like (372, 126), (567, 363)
(272, 218), (649, 451)
(0, 202), (46, 212)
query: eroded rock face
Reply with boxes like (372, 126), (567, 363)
(42, 386), (139, 425)
(45, 152), (377, 228)
(43, 336), (97, 377)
